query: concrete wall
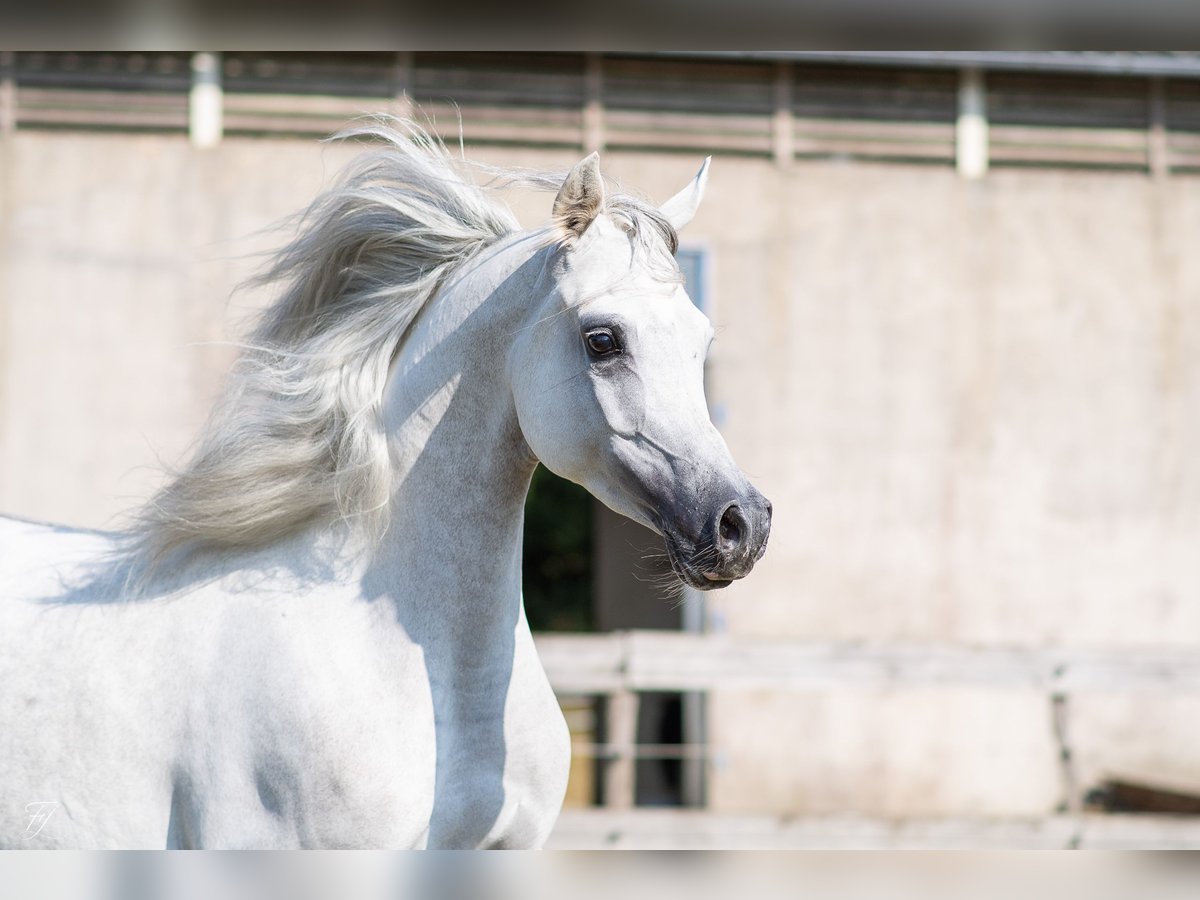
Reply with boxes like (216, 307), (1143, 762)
(692, 160), (1200, 816)
(0, 133), (354, 526)
(3, 131), (1199, 819)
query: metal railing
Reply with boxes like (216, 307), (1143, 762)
(5, 52), (1200, 175)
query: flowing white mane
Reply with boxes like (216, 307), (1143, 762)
(126, 119), (679, 577)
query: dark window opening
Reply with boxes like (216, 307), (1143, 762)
(522, 464), (593, 633)
(592, 691), (706, 808)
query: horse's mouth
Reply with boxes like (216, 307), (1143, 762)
(663, 533), (736, 592)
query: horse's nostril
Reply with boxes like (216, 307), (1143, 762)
(718, 505), (744, 548)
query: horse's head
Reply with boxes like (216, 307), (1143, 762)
(510, 154), (771, 590)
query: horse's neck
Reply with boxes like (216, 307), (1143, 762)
(364, 238), (543, 660)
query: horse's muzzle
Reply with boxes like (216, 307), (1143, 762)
(665, 486), (772, 590)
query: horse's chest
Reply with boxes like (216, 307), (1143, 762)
(421, 651), (571, 848)
(190, 617), (569, 848)
(288, 667), (567, 846)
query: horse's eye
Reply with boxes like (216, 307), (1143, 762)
(585, 330), (619, 357)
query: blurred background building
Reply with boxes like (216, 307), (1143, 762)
(2, 51), (1200, 847)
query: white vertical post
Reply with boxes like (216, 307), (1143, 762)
(583, 53), (604, 154)
(772, 62), (793, 167)
(605, 688), (637, 809)
(956, 67), (988, 179)
(189, 52), (223, 149)
(680, 586), (706, 806)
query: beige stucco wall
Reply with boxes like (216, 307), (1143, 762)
(0, 134), (356, 526)
(687, 161), (1200, 816)
(2, 131), (1199, 819)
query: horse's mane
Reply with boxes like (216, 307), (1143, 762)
(124, 118), (679, 580)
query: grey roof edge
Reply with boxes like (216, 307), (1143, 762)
(646, 51), (1200, 78)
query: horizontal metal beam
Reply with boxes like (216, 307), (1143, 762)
(535, 631), (1200, 694)
(652, 51), (1200, 79)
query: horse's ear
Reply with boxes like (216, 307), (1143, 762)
(553, 152), (606, 238)
(660, 157), (711, 232)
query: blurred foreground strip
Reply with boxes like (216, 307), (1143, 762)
(2, 851), (1200, 900)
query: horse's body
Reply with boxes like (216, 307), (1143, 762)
(0, 124), (770, 848)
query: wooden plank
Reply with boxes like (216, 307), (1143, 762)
(625, 633), (1051, 691)
(17, 87), (187, 113)
(794, 117), (954, 140)
(794, 139), (954, 161)
(223, 92), (386, 116)
(990, 123), (1149, 149)
(976, 122), (1150, 167)
(17, 105), (187, 129)
(1165, 130), (1200, 169)
(1052, 649), (1200, 692)
(604, 690), (638, 810)
(989, 147), (1147, 167)
(990, 143), (1146, 164)
(605, 130), (771, 155)
(547, 809), (1200, 850)
(534, 631), (1200, 694)
(793, 117), (955, 161)
(421, 102), (582, 125)
(220, 98), (583, 146)
(225, 94), (581, 128)
(605, 109), (772, 154)
(606, 109), (772, 135)
(535, 632), (628, 693)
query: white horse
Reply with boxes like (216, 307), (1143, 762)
(0, 123), (771, 848)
